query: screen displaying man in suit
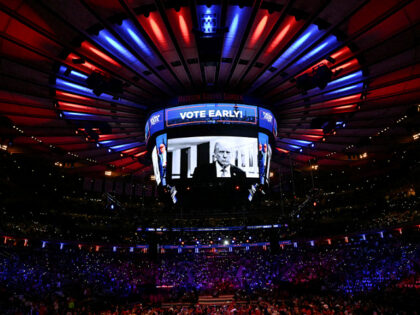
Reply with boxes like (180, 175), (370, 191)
(193, 141), (246, 181)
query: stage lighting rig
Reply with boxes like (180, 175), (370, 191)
(310, 117), (346, 135)
(296, 64), (333, 92)
(313, 64), (332, 89)
(86, 71), (123, 97)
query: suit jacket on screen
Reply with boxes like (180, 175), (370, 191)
(193, 162), (246, 182)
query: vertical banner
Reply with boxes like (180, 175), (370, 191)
(258, 133), (270, 185)
(155, 133), (168, 186)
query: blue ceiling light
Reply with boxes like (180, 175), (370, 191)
(222, 7), (241, 57)
(94, 29), (147, 74)
(282, 138), (313, 146)
(56, 78), (92, 94)
(56, 78), (145, 109)
(326, 70), (363, 91)
(202, 13), (217, 34)
(61, 111), (95, 120)
(110, 142), (143, 152)
(58, 66), (88, 81)
(197, 5), (221, 37)
(289, 35), (338, 71)
(58, 65), (67, 75)
(70, 71), (88, 80)
(98, 30), (137, 63)
(272, 24), (325, 69)
(98, 140), (115, 146)
(324, 82), (364, 97)
(62, 111), (93, 117)
(287, 144), (301, 150)
(118, 20), (153, 57)
(336, 121), (346, 129)
(56, 78), (113, 100)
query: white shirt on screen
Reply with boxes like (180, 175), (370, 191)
(216, 163), (231, 177)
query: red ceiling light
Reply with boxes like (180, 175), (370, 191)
(149, 16), (168, 50)
(134, 151), (147, 157)
(249, 14), (268, 47)
(276, 147), (289, 154)
(81, 42), (121, 68)
(178, 13), (191, 45)
(267, 18), (294, 54)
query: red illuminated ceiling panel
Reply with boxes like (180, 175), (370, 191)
(1, 1), (418, 175)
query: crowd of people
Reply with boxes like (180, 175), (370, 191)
(1, 140), (419, 313)
(1, 232), (419, 313)
(2, 193), (418, 248)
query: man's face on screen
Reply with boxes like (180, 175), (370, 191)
(215, 142), (231, 167)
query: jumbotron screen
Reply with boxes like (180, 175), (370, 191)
(147, 103), (276, 204)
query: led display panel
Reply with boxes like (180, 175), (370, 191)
(167, 136), (258, 180)
(165, 104), (258, 127)
(258, 133), (272, 185)
(145, 109), (164, 141)
(152, 133), (167, 186)
(259, 108), (277, 136)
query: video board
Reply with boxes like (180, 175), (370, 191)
(145, 103), (277, 141)
(146, 104), (276, 205)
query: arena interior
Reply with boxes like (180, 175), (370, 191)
(0, 0), (420, 313)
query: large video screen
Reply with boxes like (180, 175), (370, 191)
(168, 136), (259, 180)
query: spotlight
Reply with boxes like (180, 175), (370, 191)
(296, 64), (333, 92)
(313, 64), (332, 89)
(296, 73), (314, 92)
(86, 71), (123, 97)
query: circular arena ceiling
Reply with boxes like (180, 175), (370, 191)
(0, 0), (419, 178)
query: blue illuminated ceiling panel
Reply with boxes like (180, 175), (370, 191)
(222, 6), (252, 59)
(115, 20), (155, 59)
(285, 35), (339, 74)
(196, 5), (222, 37)
(272, 24), (327, 70)
(55, 78), (146, 109)
(92, 29), (148, 74)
